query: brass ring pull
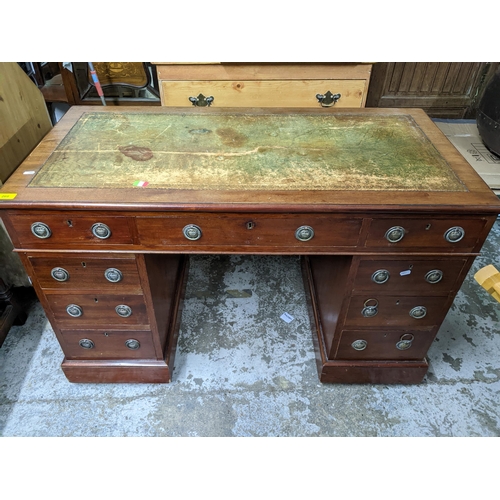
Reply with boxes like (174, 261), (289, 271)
(104, 268), (123, 283)
(409, 306), (427, 319)
(316, 91), (341, 107)
(425, 269), (443, 284)
(79, 338), (95, 349)
(295, 226), (314, 242)
(115, 304), (132, 318)
(66, 304), (83, 317)
(125, 339), (141, 350)
(362, 298), (379, 317)
(189, 94), (214, 107)
(371, 269), (390, 284)
(91, 222), (111, 239)
(385, 226), (405, 243)
(51, 267), (69, 282)
(444, 226), (465, 243)
(396, 333), (414, 350)
(351, 339), (368, 351)
(31, 222), (52, 239)
(183, 224), (202, 241)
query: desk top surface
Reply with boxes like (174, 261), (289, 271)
(1, 106), (499, 213)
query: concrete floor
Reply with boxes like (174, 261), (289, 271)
(1, 219), (499, 437)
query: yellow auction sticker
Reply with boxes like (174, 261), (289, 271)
(0, 193), (17, 200)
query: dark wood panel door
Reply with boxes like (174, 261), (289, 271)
(366, 62), (499, 118)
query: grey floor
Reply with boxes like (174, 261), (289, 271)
(1, 218), (500, 437)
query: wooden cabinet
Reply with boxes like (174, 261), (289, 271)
(155, 63), (372, 108)
(1, 106), (498, 385)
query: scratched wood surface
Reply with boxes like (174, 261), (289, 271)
(29, 112), (466, 192)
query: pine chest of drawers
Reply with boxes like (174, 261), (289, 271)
(0, 105), (498, 384)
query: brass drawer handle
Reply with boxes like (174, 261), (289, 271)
(183, 224), (202, 241)
(362, 298), (379, 317)
(351, 339), (367, 351)
(104, 268), (123, 283)
(51, 267), (69, 282)
(371, 269), (390, 284)
(396, 333), (414, 350)
(316, 91), (341, 107)
(66, 304), (83, 317)
(188, 94), (214, 107)
(385, 226), (405, 243)
(125, 339), (141, 350)
(79, 338), (95, 349)
(444, 226), (465, 243)
(295, 226), (314, 242)
(425, 269), (443, 284)
(31, 222), (52, 239)
(409, 306), (427, 319)
(91, 222), (112, 239)
(115, 304), (132, 318)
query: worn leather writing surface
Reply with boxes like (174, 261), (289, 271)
(30, 112), (466, 192)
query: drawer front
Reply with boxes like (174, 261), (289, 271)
(352, 257), (468, 295)
(46, 293), (149, 326)
(365, 217), (489, 252)
(344, 295), (451, 327)
(136, 214), (363, 250)
(10, 215), (134, 248)
(335, 328), (435, 360)
(60, 329), (157, 359)
(29, 255), (142, 291)
(161, 80), (365, 108)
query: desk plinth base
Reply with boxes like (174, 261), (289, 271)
(61, 358), (173, 383)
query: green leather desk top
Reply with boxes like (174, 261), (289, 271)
(30, 111), (466, 192)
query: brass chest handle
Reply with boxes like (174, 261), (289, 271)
(51, 267), (69, 282)
(104, 268), (123, 283)
(189, 94), (214, 107)
(295, 226), (314, 242)
(316, 91), (341, 107)
(91, 223), (112, 239)
(66, 304), (83, 317)
(396, 333), (414, 350)
(31, 222), (52, 239)
(362, 298), (379, 317)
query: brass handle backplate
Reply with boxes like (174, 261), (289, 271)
(425, 269), (443, 284)
(66, 304), (83, 317)
(91, 222), (111, 239)
(79, 338), (95, 349)
(295, 226), (314, 242)
(361, 298), (379, 317)
(444, 226), (465, 243)
(183, 224), (202, 241)
(104, 268), (123, 283)
(316, 91), (341, 107)
(115, 304), (132, 318)
(189, 94), (214, 107)
(371, 269), (390, 284)
(51, 267), (69, 282)
(125, 339), (141, 350)
(385, 226), (405, 243)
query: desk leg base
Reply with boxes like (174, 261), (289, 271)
(318, 359), (428, 384)
(61, 359), (172, 383)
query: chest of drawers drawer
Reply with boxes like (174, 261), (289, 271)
(352, 257), (468, 295)
(365, 217), (489, 252)
(9, 214), (135, 249)
(160, 79), (365, 108)
(45, 293), (149, 326)
(60, 328), (157, 360)
(28, 255), (142, 291)
(136, 214), (363, 250)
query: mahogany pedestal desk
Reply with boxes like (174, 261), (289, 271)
(1, 106), (498, 384)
